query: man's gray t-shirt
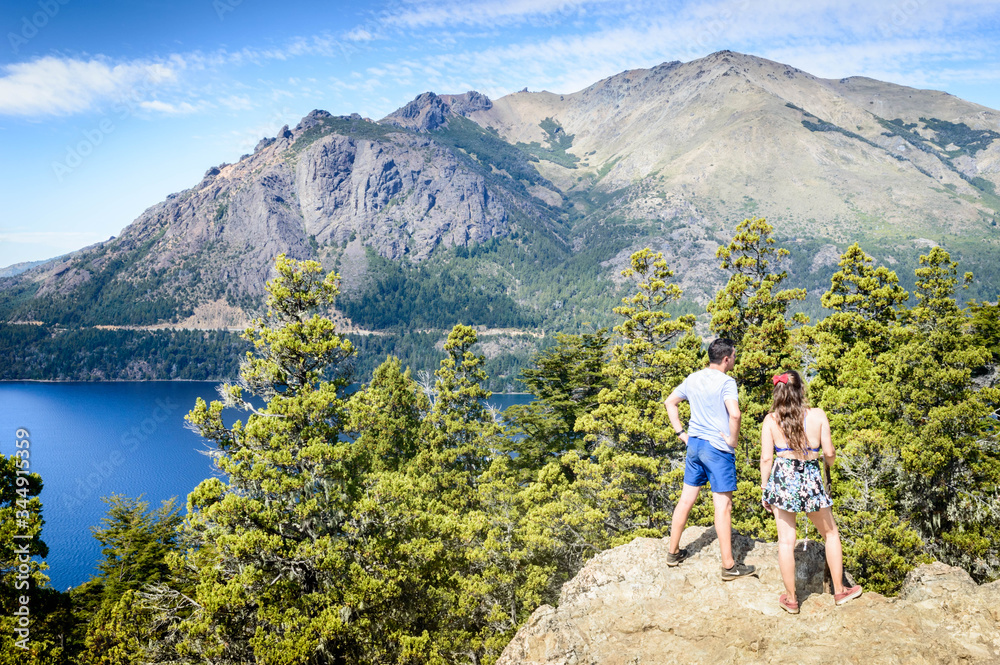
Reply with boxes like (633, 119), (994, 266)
(674, 368), (739, 453)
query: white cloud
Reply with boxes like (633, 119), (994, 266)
(386, 0), (619, 28)
(0, 57), (179, 116)
(218, 95), (255, 111)
(6, 0), (999, 122)
(375, 0), (1000, 107)
(138, 100), (201, 114)
(0, 28), (375, 118)
(345, 27), (375, 42)
(0, 231), (104, 247)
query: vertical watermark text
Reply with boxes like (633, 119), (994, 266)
(11, 428), (32, 650)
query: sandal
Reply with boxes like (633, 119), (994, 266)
(779, 593), (799, 614)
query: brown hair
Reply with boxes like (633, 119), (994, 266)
(771, 370), (809, 455)
(708, 337), (735, 364)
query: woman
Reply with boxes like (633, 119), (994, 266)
(760, 370), (862, 614)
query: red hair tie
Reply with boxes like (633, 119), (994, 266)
(772, 373), (789, 386)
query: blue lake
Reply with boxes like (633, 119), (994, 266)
(0, 381), (533, 590)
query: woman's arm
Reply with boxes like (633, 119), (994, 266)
(818, 409), (835, 466)
(760, 414), (775, 511)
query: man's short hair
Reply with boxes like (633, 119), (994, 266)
(707, 337), (736, 364)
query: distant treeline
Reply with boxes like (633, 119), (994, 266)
(0, 325), (243, 381)
(339, 248), (541, 331)
(0, 324), (536, 392)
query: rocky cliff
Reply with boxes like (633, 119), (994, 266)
(497, 526), (1000, 664)
(2, 109), (553, 327)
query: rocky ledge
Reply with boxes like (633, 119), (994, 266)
(498, 526), (1000, 664)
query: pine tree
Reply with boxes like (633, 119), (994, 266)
(706, 218), (805, 537)
(0, 452), (66, 665)
(144, 254), (362, 663)
(576, 248), (701, 531)
(417, 324), (504, 488)
(81, 590), (150, 665)
(883, 248), (1000, 580)
(578, 249), (700, 458)
(817, 242), (909, 354)
(810, 343), (928, 594)
(346, 355), (430, 473)
(72, 495), (182, 665)
(707, 217), (806, 407)
(809, 245), (1000, 589)
(504, 329), (611, 475)
(969, 298), (1000, 365)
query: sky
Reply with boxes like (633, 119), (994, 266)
(1, 0), (999, 268)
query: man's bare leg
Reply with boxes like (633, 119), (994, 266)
(712, 490), (735, 569)
(668, 483), (701, 553)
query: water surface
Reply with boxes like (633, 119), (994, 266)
(0, 381), (532, 589)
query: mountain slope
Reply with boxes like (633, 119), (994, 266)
(469, 51), (999, 240)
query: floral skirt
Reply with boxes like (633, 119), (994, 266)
(762, 457), (832, 514)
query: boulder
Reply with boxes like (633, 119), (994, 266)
(498, 526), (1000, 664)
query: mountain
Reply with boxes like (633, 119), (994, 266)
(497, 526), (1000, 664)
(0, 256), (63, 279)
(2, 51), (999, 355)
(0, 107), (563, 329)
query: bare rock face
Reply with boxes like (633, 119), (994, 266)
(441, 90), (493, 116)
(294, 133), (508, 260)
(497, 526), (1000, 664)
(382, 90), (494, 131)
(382, 92), (451, 131)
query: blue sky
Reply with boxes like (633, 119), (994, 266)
(2, 0), (1000, 267)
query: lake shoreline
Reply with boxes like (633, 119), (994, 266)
(0, 378), (531, 395)
(2, 381), (536, 589)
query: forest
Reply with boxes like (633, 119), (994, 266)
(1, 217), (998, 664)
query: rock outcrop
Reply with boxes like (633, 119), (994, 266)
(293, 132), (509, 261)
(498, 526), (1000, 664)
(382, 90), (494, 131)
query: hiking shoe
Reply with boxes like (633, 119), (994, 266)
(721, 562), (757, 581)
(779, 594), (799, 614)
(665, 548), (689, 567)
(835, 585), (863, 606)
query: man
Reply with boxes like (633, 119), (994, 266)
(663, 337), (755, 580)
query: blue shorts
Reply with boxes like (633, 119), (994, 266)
(683, 436), (737, 492)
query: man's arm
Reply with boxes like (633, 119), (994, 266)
(723, 398), (741, 450)
(664, 392), (688, 444)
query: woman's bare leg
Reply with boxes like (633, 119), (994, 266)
(774, 507), (798, 601)
(808, 506), (845, 595)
